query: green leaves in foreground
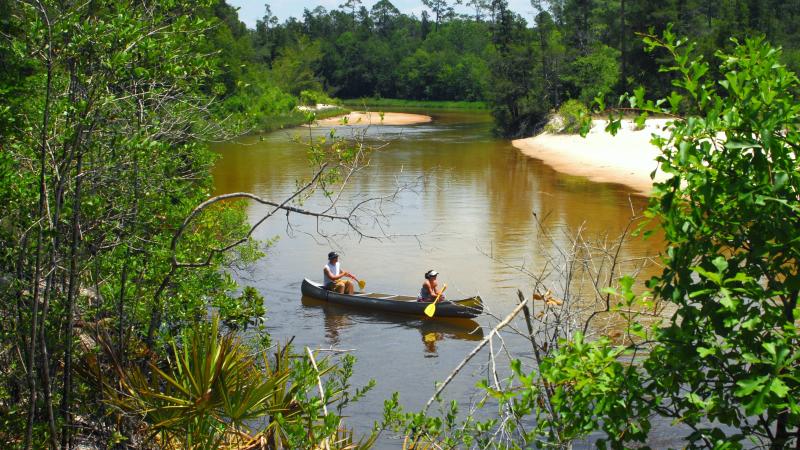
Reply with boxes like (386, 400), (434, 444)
(583, 30), (800, 448)
(108, 318), (295, 449)
(105, 317), (377, 450)
(532, 334), (652, 449)
(389, 32), (800, 450)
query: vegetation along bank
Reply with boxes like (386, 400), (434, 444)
(2, 0), (800, 448)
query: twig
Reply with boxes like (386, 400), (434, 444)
(423, 300), (529, 413)
(305, 347), (330, 450)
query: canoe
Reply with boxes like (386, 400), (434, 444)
(301, 279), (483, 319)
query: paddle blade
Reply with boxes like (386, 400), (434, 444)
(424, 284), (447, 318)
(358, 279), (366, 290)
(424, 302), (436, 317)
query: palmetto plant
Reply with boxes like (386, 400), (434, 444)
(98, 317), (377, 449)
(107, 318), (294, 449)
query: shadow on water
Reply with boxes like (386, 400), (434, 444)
(301, 295), (483, 356)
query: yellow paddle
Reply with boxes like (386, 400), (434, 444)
(424, 284), (447, 318)
(347, 273), (366, 291)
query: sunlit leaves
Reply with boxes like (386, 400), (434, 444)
(610, 31), (800, 448)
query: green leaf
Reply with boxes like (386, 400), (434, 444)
(735, 375), (769, 397)
(697, 347), (716, 357)
(770, 378), (789, 397)
(712, 256), (728, 273)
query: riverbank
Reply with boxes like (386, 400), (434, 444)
(512, 119), (672, 196)
(316, 111), (432, 126)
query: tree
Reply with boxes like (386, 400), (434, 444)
(562, 43), (620, 103)
(271, 36), (324, 95)
(421, 10), (432, 38)
(465, 0), (490, 21)
(1, 1), (260, 446)
(371, 0), (401, 35)
(507, 31), (800, 449)
(534, 10), (565, 107)
(630, 31), (800, 449)
(422, 0), (454, 30)
(487, 0), (548, 137)
(340, 0), (363, 29)
(254, 4), (280, 63)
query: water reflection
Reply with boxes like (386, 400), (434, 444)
(213, 110), (666, 449)
(212, 111), (663, 317)
(301, 295), (483, 355)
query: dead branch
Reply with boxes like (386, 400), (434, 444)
(422, 300), (528, 414)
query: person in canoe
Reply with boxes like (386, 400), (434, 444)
(418, 270), (445, 302)
(323, 251), (358, 294)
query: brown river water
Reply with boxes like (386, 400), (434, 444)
(212, 109), (671, 447)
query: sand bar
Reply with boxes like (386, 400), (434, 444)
(512, 119), (673, 196)
(316, 111), (432, 126)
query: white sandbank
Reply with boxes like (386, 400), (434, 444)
(315, 111), (432, 126)
(512, 119), (673, 196)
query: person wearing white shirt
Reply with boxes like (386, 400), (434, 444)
(323, 251), (357, 294)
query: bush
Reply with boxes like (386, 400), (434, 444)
(545, 100), (588, 134)
(299, 90), (338, 106)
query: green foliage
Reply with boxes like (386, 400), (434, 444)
(105, 317), (377, 449)
(0, 1), (326, 446)
(300, 89), (338, 106)
(215, 286), (265, 330)
(634, 31), (800, 448)
(530, 334), (652, 448)
(343, 98), (488, 110)
(562, 44), (620, 105)
(545, 32), (800, 448)
(545, 99), (589, 134)
(486, 1), (549, 137)
(110, 317), (293, 449)
(381, 393), (474, 450)
(271, 36), (324, 96)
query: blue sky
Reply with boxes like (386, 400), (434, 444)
(227, 0), (539, 28)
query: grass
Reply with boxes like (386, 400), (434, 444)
(342, 98), (488, 110)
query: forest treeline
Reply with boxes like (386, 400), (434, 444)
(226, 0), (800, 136)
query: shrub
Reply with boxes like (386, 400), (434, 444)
(299, 90), (338, 106)
(545, 99), (588, 134)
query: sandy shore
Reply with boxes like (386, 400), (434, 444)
(316, 111), (432, 126)
(512, 119), (673, 196)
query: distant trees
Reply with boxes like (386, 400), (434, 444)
(203, 0), (800, 137)
(372, 0), (401, 35)
(486, 0), (548, 136)
(464, 0), (490, 21)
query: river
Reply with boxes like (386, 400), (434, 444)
(211, 109), (667, 448)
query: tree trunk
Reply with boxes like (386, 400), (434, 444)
(25, 6), (54, 447)
(61, 148), (83, 450)
(620, 0), (626, 91)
